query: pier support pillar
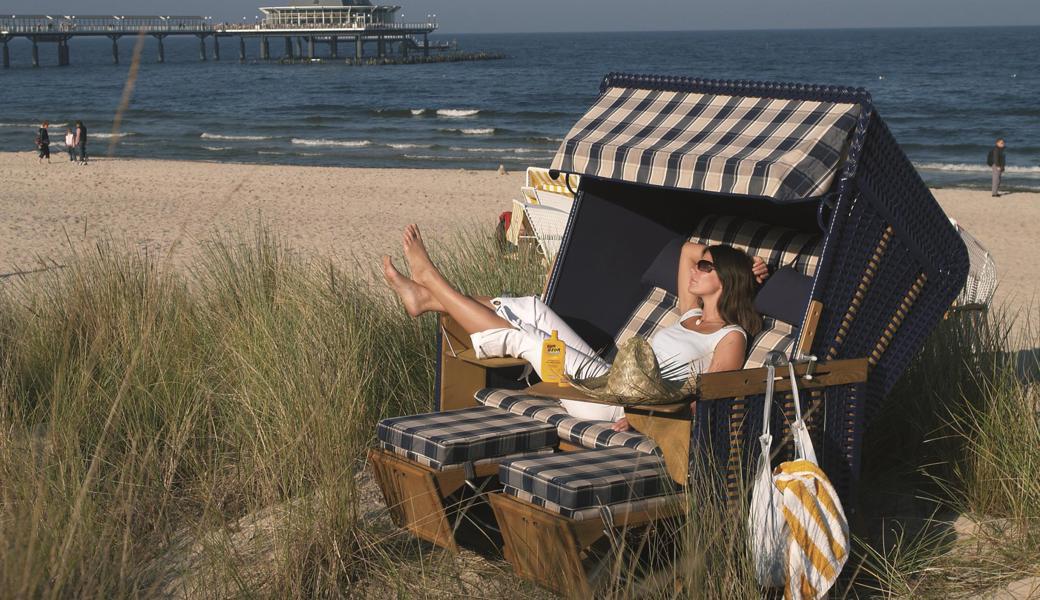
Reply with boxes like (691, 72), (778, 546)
(283, 36), (293, 59)
(199, 36), (207, 61)
(423, 33), (429, 58)
(156, 35), (166, 63)
(58, 40), (70, 66)
(330, 37), (338, 58)
(2, 38), (9, 69)
(31, 36), (39, 68)
(110, 35), (120, 64)
(296, 37), (304, 58)
(260, 36), (270, 60)
(377, 36), (385, 58)
(355, 36), (362, 59)
(239, 36), (246, 62)
(308, 36), (315, 59)
(213, 36), (220, 61)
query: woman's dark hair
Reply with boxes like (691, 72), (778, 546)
(706, 245), (762, 338)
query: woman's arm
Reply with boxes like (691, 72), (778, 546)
(677, 242), (706, 314)
(705, 331), (747, 373)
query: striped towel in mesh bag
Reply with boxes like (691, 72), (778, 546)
(750, 361), (849, 599)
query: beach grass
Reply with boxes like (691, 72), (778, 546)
(0, 225), (1037, 598)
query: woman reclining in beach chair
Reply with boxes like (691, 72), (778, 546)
(382, 224), (769, 429)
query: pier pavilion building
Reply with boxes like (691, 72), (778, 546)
(1, 0), (439, 68)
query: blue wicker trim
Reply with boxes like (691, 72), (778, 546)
(599, 72), (873, 106)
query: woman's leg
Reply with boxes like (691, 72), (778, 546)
(401, 224), (513, 335)
(382, 257), (497, 319)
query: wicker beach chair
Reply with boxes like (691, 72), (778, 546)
(370, 73), (969, 596)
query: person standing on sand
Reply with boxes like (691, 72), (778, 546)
(73, 121), (88, 164)
(64, 128), (76, 162)
(73, 120), (88, 165)
(36, 121), (51, 164)
(987, 138), (1006, 197)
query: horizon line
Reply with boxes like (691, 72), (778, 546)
(431, 23), (1040, 35)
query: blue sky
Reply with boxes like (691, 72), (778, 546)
(4, 0), (1039, 33)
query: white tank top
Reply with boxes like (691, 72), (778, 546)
(649, 309), (746, 380)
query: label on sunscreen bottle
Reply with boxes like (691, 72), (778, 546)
(541, 330), (567, 386)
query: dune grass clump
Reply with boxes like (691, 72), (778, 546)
(0, 226), (543, 597)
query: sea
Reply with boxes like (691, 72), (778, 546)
(0, 27), (1037, 191)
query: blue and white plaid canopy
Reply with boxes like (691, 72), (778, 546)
(551, 85), (862, 202)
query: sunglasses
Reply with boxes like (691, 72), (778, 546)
(695, 259), (716, 274)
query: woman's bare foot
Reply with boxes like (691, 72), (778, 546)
(402, 224), (438, 286)
(383, 255), (439, 317)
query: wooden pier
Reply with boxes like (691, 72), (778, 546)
(0, 2), (441, 68)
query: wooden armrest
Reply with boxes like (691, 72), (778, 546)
(697, 358), (868, 400)
(454, 348), (529, 369)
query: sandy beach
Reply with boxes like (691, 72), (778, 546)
(1, 150), (1036, 337)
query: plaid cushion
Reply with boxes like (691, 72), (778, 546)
(690, 214), (822, 277)
(503, 486), (679, 521)
(498, 448), (676, 516)
(475, 388), (661, 456)
(744, 316), (797, 368)
(556, 417), (661, 456)
(475, 388), (571, 425)
(377, 407), (558, 471)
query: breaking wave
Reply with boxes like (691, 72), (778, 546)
(291, 138), (372, 148)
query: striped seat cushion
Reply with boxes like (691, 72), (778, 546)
(499, 447), (677, 518)
(475, 388), (661, 456)
(377, 406), (558, 471)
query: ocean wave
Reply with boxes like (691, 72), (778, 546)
(436, 109), (480, 118)
(404, 154), (553, 163)
(291, 138), (372, 148)
(451, 146), (539, 154)
(258, 150), (286, 155)
(201, 133), (273, 141)
(440, 128), (496, 136)
(916, 162), (1040, 175)
(387, 143), (433, 149)
(203, 146), (232, 151)
(92, 132), (134, 139)
(411, 109), (426, 116)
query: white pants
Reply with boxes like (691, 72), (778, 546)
(470, 296), (624, 422)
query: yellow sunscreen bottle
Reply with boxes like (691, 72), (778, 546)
(541, 330), (567, 386)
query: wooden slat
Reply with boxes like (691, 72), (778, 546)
(796, 299), (824, 358)
(490, 493), (591, 599)
(367, 448), (458, 551)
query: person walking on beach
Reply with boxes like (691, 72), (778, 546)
(987, 138), (1006, 197)
(64, 127), (76, 162)
(74, 121), (88, 164)
(36, 121), (51, 164)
